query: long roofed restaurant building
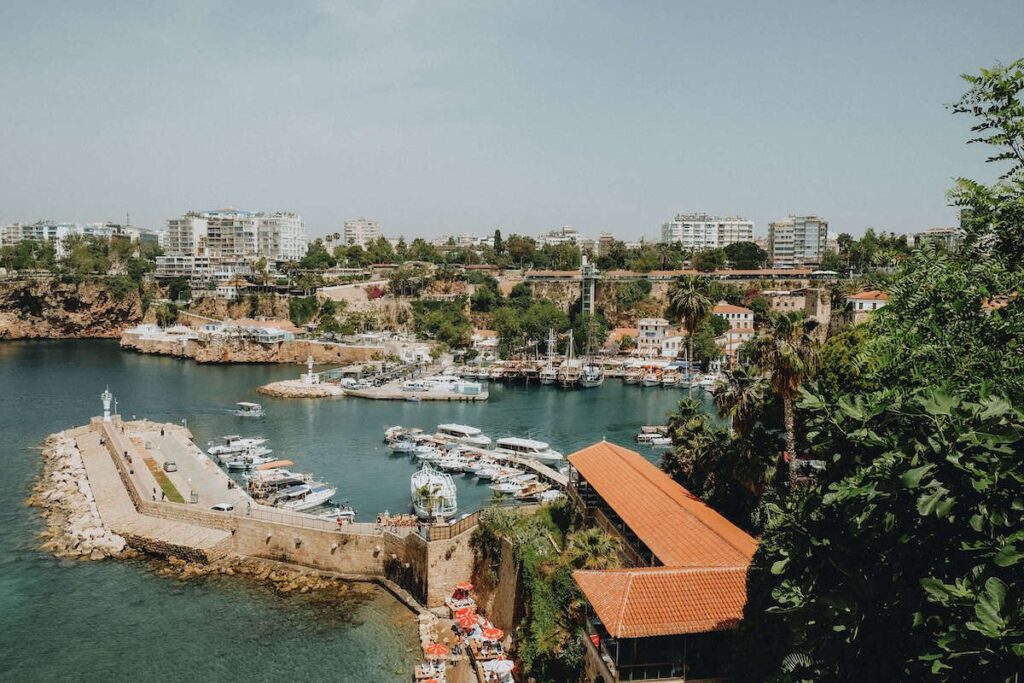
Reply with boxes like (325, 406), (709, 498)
(567, 441), (757, 682)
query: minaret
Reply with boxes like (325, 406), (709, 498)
(101, 387), (113, 422)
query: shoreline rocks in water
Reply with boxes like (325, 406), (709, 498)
(29, 430), (130, 561)
(256, 379), (345, 398)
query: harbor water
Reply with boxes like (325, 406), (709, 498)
(0, 340), (706, 681)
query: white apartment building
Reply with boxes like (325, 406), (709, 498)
(1, 220), (160, 257)
(660, 213), (754, 251)
(343, 218), (381, 248)
(912, 226), (963, 253)
(768, 215), (828, 267)
(157, 208), (306, 281)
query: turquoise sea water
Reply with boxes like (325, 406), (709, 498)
(0, 340), (699, 681)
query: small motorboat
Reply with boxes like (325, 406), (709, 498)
(225, 454), (276, 470)
(390, 440), (418, 454)
(208, 435), (267, 456)
(316, 505), (357, 523)
(216, 445), (272, 464)
(489, 480), (524, 495)
(650, 436), (673, 447)
(233, 402), (264, 417)
(273, 483), (337, 512)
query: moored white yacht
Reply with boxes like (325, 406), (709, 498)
(273, 483), (337, 512)
(494, 437), (564, 463)
(436, 423), (492, 448)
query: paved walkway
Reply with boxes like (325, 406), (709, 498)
(142, 427), (252, 509)
(76, 429), (231, 552)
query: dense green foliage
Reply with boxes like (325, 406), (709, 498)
(724, 241), (770, 269)
(736, 61), (1024, 682)
(410, 296), (472, 348)
(288, 296), (318, 326)
(471, 503), (617, 682)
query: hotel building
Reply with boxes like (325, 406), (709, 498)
(660, 213), (754, 251)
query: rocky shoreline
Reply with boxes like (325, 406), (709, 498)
(29, 430), (131, 561)
(256, 379), (345, 398)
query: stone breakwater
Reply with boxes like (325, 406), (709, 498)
(29, 430), (130, 561)
(153, 555), (372, 598)
(257, 379), (345, 398)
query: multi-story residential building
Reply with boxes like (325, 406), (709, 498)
(713, 301), (755, 357)
(660, 213), (754, 251)
(637, 317), (670, 356)
(157, 208), (305, 281)
(596, 231), (616, 257)
(536, 225), (580, 247)
(768, 215), (828, 267)
(343, 218), (381, 248)
(1, 220), (160, 257)
(912, 226), (963, 253)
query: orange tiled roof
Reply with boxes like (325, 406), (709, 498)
(525, 269), (580, 277)
(574, 566), (748, 638)
(568, 442), (756, 566)
(713, 301), (753, 314)
(847, 290), (889, 301)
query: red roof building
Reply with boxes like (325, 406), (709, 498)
(567, 441), (757, 681)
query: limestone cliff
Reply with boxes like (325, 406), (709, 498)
(0, 278), (143, 339)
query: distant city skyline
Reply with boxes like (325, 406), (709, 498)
(1, 2), (1021, 240)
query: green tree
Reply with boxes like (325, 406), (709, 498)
(571, 312), (609, 355)
(667, 274), (713, 392)
(692, 247), (727, 272)
(492, 229), (504, 257)
(565, 528), (622, 570)
(948, 58), (1024, 265)
(299, 240), (335, 270)
(724, 241), (769, 269)
(747, 312), (818, 476)
(713, 364), (769, 438)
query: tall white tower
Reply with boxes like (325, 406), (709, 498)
(101, 387), (113, 422)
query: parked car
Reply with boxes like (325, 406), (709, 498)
(163, 461), (178, 472)
(210, 503), (234, 512)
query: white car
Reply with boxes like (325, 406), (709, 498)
(210, 503), (235, 512)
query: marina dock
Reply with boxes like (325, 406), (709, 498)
(51, 414), (492, 608)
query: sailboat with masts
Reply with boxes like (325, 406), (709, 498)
(539, 329), (558, 385)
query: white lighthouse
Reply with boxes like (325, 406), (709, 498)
(101, 386), (113, 422)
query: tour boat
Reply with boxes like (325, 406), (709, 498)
(273, 483), (338, 512)
(539, 329), (558, 385)
(623, 368), (642, 384)
(640, 372), (661, 387)
(514, 481), (552, 500)
(661, 370), (680, 387)
(436, 455), (470, 473)
(494, 437), (564, 463)
(233, 402), (264, 418)
(208, 435), (267, 456)
(579, 362), (604, 388)
(389, 440), (418, 454)
(410, 463), (458, 520)
(436, 423), (492, 448)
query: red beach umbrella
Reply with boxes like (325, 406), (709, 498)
(424, 679), (440, 683)
(424, 642), (450, 658)
(482, 627), (504, 641)
(454, 607), (476, 620)
(457, 613), (478, 629)
(454, 581), (474, 592)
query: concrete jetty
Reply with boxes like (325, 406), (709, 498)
(36, 415), (483, 608)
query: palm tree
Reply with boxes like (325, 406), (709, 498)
(712, 364), (768, 438)
(566, 528), (622, 570)
(667, 274), (713, 395)
(748, 312), (819, 480)
(415, 483), (441, 520)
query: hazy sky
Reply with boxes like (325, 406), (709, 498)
(1, 1), (1021, 240)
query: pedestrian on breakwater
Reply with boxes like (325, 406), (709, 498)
(161, 491), (165, 501)
(160, 428), (164, 437)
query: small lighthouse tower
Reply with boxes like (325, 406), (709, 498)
(303, 354), (318, 385)
(101, 386), (113, 422)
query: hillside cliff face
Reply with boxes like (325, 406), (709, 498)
(0, 279), (143, 339)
